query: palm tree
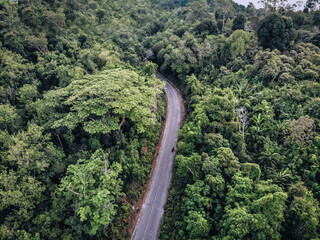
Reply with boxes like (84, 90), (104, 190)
(271, 168), (293, 188)
(252, 113), (264, 127)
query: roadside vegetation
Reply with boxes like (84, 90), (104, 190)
(1, 0), (320, 239)
(0, 1), (166, 239)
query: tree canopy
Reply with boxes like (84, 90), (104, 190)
(1, 0), (320, 239)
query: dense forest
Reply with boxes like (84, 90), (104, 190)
(1, 0), (320, 239)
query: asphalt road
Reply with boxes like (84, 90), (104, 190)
(132, 73), (182, 240)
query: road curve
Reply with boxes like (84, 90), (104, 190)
(132, 73), (182, 240)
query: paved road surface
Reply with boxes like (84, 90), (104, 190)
(132, 73), (182, 240)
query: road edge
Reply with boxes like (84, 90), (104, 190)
(128, 73), (185, 239)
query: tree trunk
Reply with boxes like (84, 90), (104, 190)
(242, 125), (245, 141)
(222, 11), (226, 32)
(56, 134), (63, 147)
(119, 116), (126, 129)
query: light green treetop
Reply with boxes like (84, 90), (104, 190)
(60, 150), (123, 235)
(42, 68), (163, 134)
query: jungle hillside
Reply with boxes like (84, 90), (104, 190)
(1, 0), (320, 239)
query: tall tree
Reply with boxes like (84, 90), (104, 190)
(259, 0), (289, 11)
(232, 13), (246, 31)
(39, 68), (163, 134)
(60, 150), (123, 235)
(215, 0), (235, 32)
(257, 13), (294, 51)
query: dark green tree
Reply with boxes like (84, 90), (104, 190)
(285, 182), (320, 240)
(232, 13), (246, 31)
(313, 10), (320, 27)
(312, 33), (320, 47)
(257, 13), (294, 51)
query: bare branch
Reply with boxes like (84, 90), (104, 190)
(236, 106), (249, 141)
(56, 134), (63, 147)
(103, 201), (115, 212)
(101, 149), (110, 176)
(67, 185), (83, 198)
(119, 116), (126, 129)
(188, 167), (194, 176)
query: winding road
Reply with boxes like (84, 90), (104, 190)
(132, 73), (182, 240)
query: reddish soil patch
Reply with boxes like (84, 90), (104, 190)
(143, 145), (148, 153)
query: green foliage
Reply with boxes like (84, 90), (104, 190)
(313, 11), (320, 27)
(257, 13), (294, 51)
(2, 123), (64, 177)
(285, 115), (315, 147)
(220, 172), (287, 240)
(312, 33), (320, 47)
(285, 182), (320, 240)
(45, 68), (163, 134)
(2, 0), (320, 239)
(158, 6), (320, 240)
(228, 30), (252, 58)
(259, 0), (289, 12)
(185, 211), (210, 239)
(232, 13), (246, 31)
(0, 49), (34, 103)
(0, 123), (64, 238)
(0, 103), (21, 132)
(0, 1), (167, 238)
(60, 150), (122, 235)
